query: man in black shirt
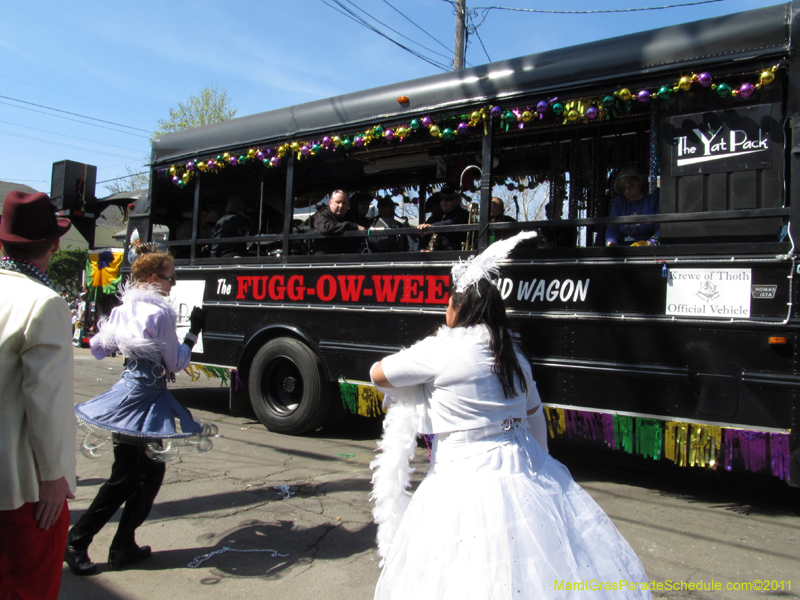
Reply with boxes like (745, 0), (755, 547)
(212, 197), (256, 258)
(370, 197), (409, 252)
(348, 192), (373, 229)
(313, 190), (366, 254)
(489, 197), (517, 241)
(417, 184), (469, 251)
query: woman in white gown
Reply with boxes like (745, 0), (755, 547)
(369, 232), (652, 600)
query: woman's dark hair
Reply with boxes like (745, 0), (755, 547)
(449, 278), (529, 398)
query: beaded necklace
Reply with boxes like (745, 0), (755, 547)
(0, 256), (53, 289)
(622, 196), (646, 239)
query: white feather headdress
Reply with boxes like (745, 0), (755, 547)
(451, 231), (537, 294)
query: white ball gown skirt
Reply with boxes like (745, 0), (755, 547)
(373, 424), (652, 600)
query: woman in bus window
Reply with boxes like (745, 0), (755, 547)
(64, 245), (214, 575)
(369, 232), (652, 600)
(605, 165), (660, 247)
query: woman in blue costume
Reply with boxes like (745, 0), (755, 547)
(64, 245), (211, 575)
(370, 232), (652, 599)
(605, 164), (660, 247)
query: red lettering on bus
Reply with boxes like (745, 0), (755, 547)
(400, 275), (425, 304)
(317, 274), (337, 302)
(236, 276), (254, 300)
(252, 276), (269, 301)
(268, 275), (285, 300)
(372, 275), (402, 302)
(337, 275), (365, 301)
(425, 275), (449, 304)
(287, 275), (304, 301)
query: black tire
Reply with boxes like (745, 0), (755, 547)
(248, 337), (330, 435)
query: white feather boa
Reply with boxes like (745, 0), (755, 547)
(369, 324), (513, 564)
(369, 384), (424, 566)
(91, 283), (178, 363)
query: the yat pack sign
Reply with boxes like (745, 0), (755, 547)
(670, 104), (772, 175)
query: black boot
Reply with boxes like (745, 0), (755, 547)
(64, 544), (98, 576)
(107, 544), (152, 570)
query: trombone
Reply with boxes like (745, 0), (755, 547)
(462, 202), (479, 251)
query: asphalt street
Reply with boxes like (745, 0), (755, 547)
(60, 348), (800, 600)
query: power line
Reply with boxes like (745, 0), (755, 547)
(0, 94), (151, 133)
(0, 100), (151, 139)
(0, 119), (146, 154)
(0, 178), (49, 184)
(0, 74), (160, 119)
(320, 0), (452, 71)
(461, 0), (726, 64)
(380, 0), (457, 58)
(341, 0), (454, 63)
(473, 0), (724, 15)
(97, 172), (148, 184)
(0, 129), (141, 160)
(471, 24), (492, 63)
(334, 0), (453, 68)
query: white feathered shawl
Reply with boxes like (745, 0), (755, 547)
(369, 384), (424, 566)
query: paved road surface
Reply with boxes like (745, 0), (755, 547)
(60, 348), (800, 599)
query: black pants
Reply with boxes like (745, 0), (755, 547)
(68, 441), (165, 552)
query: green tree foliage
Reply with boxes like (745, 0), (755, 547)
(105, 166), (149, 194)
(49, 248), (88, 295)
(105, 85), (237, 194)
(154, 85), (238, 137)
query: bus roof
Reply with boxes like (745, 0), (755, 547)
(151, 2), (791, 167)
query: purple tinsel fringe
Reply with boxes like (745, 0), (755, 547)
(601, 414), (616, 450)
(232, 368), (243, 392)
(723, 430), (790, 479)
(770, 433), (790, 480)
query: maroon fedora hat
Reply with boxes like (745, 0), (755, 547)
(0, 191), (72, 244)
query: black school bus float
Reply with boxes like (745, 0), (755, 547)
(122, 3), (800, 484)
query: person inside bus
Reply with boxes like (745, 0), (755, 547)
(423, 194), (444, 222)
(348, 192), (374, 229)
(605, 165), (660, 247)
(535, 200), (578, 249)
(417, 184), (469, 251)
(370, 196), (409, 253)
(489, 196), (517, 241)
(175, 205), (213, 258)
(212, 196), (256, 257)
(313, 190), (366, 254)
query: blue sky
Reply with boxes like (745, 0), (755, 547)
(0, 0), (778, 196)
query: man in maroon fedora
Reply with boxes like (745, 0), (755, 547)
(0, 191), (78, 598)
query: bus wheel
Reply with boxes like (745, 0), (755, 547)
(248, 338), (330, 435)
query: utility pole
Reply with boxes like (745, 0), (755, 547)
(454, 0), (466, 71)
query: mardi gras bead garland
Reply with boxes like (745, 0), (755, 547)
(163, 64), (782, 187)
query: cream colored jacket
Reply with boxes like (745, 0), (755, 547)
(0, 269), (76, 510)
